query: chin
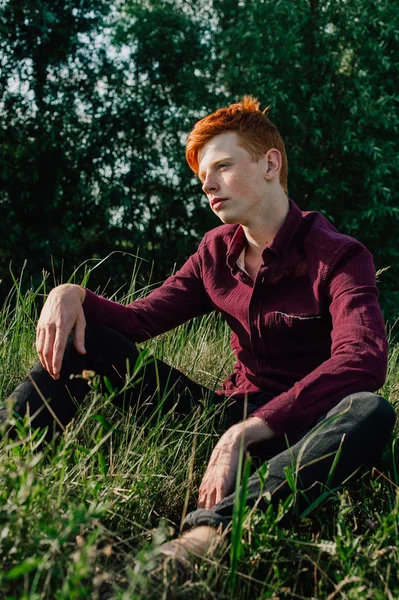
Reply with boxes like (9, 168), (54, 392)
(220, 216), (241, 226)
(216, 211), (240, 225)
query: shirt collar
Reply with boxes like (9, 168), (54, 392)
(266, 198), (303, 259)
(227, 225), (246, 270)
(227, 198), (303, 268)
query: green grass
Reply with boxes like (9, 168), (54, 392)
(0, 271), (398, 599)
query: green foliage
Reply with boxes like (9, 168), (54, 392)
(0, 274), (398, 598)
(0, 0), (398, 322)
(0, 0), (216, 296)
(206, 0), (399, 321)
(0, 0), (121, 290)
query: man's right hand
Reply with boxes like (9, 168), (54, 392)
(36, 283), (87, 380)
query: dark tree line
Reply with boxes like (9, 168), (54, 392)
(1, 0), (398, 321)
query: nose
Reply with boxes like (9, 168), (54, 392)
(202, 172), (219, 195)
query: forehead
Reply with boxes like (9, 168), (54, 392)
(198, 131), (250, 171)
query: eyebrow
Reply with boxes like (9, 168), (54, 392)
(198, 156), (233, 182)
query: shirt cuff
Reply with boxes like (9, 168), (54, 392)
(82, 288), (105, 321)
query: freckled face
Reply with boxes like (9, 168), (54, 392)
(198, 131), (268, 227)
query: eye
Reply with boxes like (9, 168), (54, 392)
(217, 163), (229, 171)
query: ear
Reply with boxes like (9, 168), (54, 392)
(264, 149), (282, 181)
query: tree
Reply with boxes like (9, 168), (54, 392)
(108, 0), (219, 276)
(207, 0), (399, 321)
(0, 0), (218, 294)
(1, 0), (398, 323)
(0, 0), (131, 290)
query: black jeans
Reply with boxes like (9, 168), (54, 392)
(2, 324), (252, 431)
(2, 324), (396, 530)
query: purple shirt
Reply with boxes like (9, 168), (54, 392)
(83, 199), (387, 435)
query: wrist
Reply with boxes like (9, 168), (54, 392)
(229, 417), (275, 449)
(53, 283), (86, 304)
(77, 285), (86, 303)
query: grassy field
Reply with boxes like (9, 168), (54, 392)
(0, 273), (398, 600)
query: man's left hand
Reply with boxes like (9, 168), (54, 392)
(197, 417), (275, 510)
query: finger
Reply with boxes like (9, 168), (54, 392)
(197, 480), (209, 509)
(42, 325), (56, 377)
(205, 488), (217, 510)
(199, 481), (214, 510)
(52, 325), (71, 378)
(36, 327), (45, 368)
(73, 311), (86, 355)
(197, 484), (206, 509)
(52, 338), (64, 379)
(214, 488), (222, 508)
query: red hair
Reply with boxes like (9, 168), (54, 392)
(186, 96), (288, 194)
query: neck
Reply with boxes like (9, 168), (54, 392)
(242, 190), (289, 254)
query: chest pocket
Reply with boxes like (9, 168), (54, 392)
(271, 311), (330, 349)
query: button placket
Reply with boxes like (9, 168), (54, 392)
(249, 264), (272, 360)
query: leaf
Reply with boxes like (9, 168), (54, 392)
(283, 465), (297, 493)
(5, 557), (42, 580)
(90, 415), (113, 431)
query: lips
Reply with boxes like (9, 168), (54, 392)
(210, 197), (228, 210)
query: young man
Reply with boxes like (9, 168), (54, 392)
(3, 97), (396, 566)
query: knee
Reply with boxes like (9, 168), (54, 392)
(83, 323), (109, 346)
(80, 324), (141, 370)
(63, 323), (124, 368)
(63, 323), (106, 360)
(345, 392), (396, 433)
(64, 322), (102, 352)
(83, 323), (137, 352)
(182, 509), (230, 532)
